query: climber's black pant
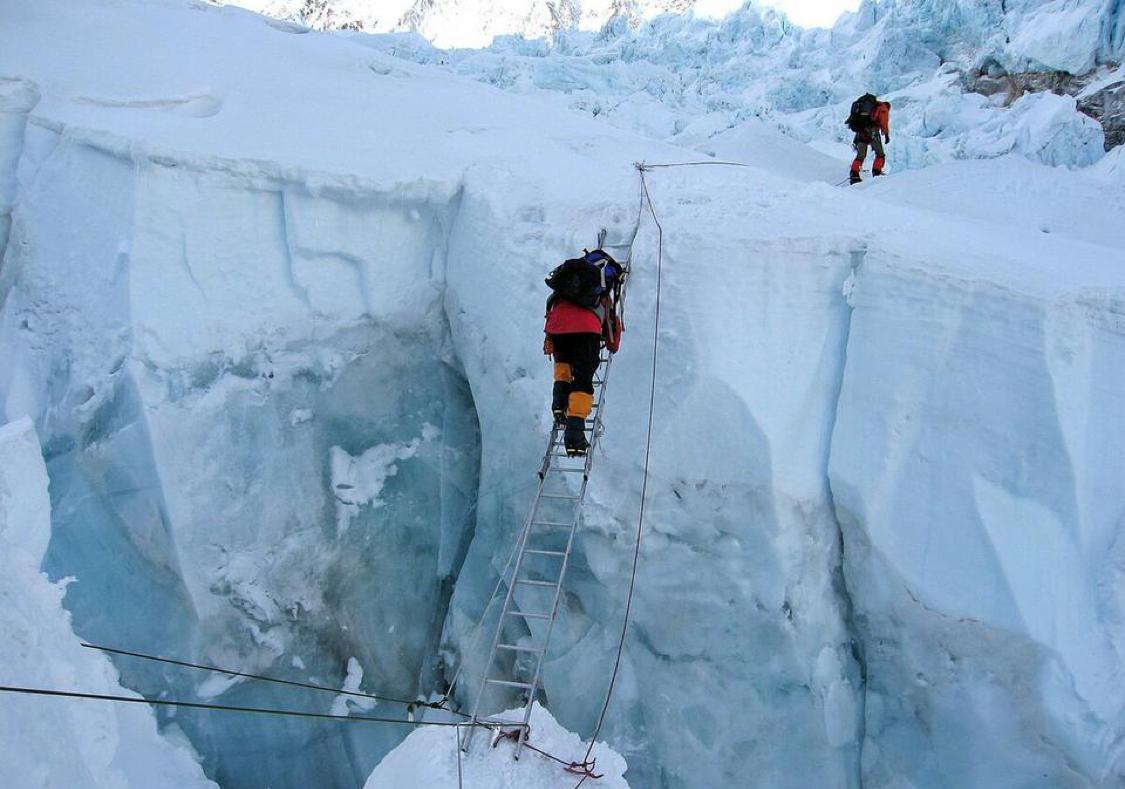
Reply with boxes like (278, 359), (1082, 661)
(550, 332), (601, 418)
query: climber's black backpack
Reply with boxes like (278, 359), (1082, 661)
(545, 250), (618, 310)
(846, 93), (878, 132)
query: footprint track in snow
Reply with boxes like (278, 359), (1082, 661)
(76, 93), (223, 119)
(265, 18), (309, 34)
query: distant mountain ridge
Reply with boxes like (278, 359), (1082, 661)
(229, 0), (699, 46)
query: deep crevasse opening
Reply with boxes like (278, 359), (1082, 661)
(1, 121), (868, 789)
(1, 122), (486, 787)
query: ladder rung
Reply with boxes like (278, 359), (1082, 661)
(548, 467), (586, 474)
(531, 520), (574, 528)
(524, 549), (566, 557)
(506, 610), (551, 620)
(496, 643), (545, 653)
(515, 578), (558, 588)
(485, 678), (535, 689)
(539, 494), (579, 501)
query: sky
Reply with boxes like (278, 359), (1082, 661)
(697, 0), (863, 27)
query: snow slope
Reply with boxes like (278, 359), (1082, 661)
(0, 417), (218, 789)
(1, 1), (1123, 788)
(366, 703), (630, 788)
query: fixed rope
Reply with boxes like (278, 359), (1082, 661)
(80, 642), (464, 716)
(638, 159), (750, 170)
(570, 163), (666, 786)
(496, 730), (604, 779)
(571, 159), (752, 787)
(0, 684), (490, 728)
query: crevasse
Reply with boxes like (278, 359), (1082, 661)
(2, 1), (1124, 787)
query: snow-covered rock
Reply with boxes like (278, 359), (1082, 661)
(0, 417), (218, 789)
(366, 703), (630, 788)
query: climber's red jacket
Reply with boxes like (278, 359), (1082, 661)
(545, 299), (603, 335)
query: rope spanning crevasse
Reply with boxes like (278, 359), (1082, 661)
(0, 684), (479, 728)
(81, 642), (463, 716)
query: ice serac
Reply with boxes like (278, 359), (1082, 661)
(828, 234), (1125, 784)
(359, 0), (1121, 170)
(0, 417), (218, 789)
(0, 78), (39, 260)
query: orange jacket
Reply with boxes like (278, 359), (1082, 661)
(872, 102), (891, 140)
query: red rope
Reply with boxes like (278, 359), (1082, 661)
(495, 729), (604, 780)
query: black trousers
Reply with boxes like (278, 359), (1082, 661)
(550, 332), (601, 418)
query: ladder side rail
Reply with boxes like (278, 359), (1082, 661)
(511, 345), (615, 752)
(466, 468), (551, 731)
(513, 471), (591, 757)
(583, 349), (615, 475)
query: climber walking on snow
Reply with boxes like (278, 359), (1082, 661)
(543, 249), (624, 457)
(846, 93), (891, 184)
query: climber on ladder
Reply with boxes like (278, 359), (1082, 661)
(543, 249), (624, 457)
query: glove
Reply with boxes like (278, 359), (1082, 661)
(542, 335), (554, 356)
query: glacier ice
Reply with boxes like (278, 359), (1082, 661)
(351, 0), (1122, 171)
(0, 77), (39, 259)
(957, 91), (1106, 166)
(1, 0), (1124, 788)
(0, 417), (218, 789)
(829, 255), (1125, 786)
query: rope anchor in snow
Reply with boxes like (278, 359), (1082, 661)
(495, 729), (604, 779)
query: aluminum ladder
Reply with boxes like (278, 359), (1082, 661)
(465, 345), (616, 757)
